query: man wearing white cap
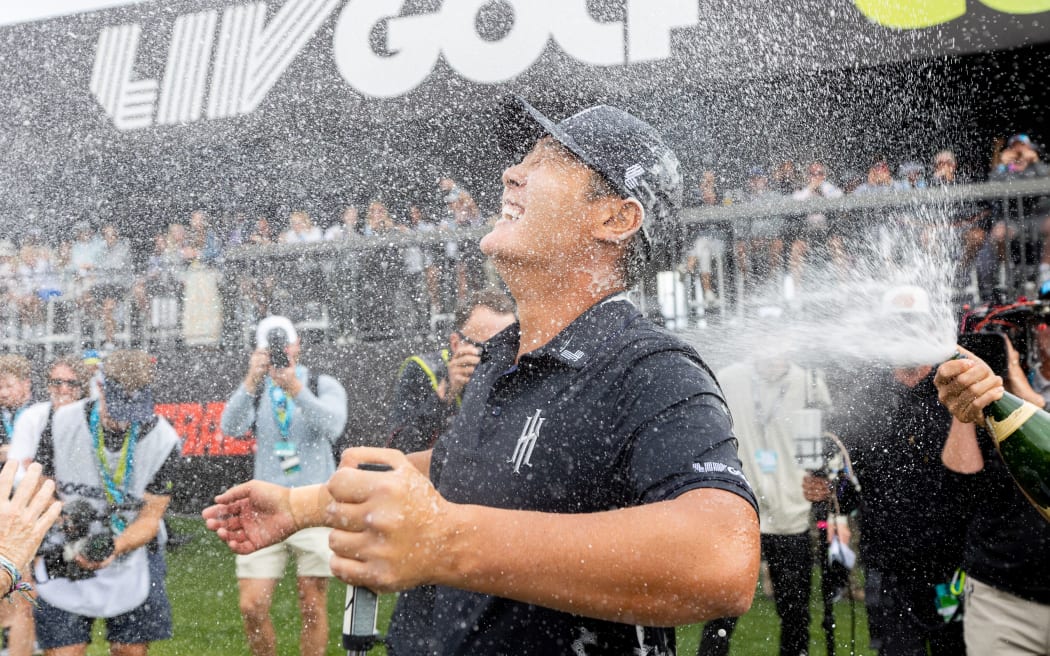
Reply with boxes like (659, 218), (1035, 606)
(220, 316), (347, 656)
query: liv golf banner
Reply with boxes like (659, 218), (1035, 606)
(0, 0), (1047, 233)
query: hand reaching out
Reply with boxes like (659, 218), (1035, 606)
(0, 460), (62, 570)
(202, 481), (298, 554)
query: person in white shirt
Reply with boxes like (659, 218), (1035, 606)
(789, 161), (845, 287)
(323, 207), (359, 241)
(10, 355), (89, 468)
(280, 211), (323, 243)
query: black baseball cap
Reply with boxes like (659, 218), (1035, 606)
(500, 97), (683, 262)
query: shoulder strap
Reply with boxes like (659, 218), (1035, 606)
(38, 404), (56, 479)
(398, 354), (443, 394)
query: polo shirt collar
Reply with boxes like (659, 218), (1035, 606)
(493, 292), (638, 370)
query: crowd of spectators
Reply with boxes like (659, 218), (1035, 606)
(1, 135), (1047, 352)
(0, 178), (492, 352)
(686, 133), (1050, 310)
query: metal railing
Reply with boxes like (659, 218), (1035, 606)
(662, 178), (1050, 327)
(1, 179), (1047, 353)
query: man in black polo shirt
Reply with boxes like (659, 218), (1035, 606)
(205, 98), (761, 655)
(808, 363), (968, 655)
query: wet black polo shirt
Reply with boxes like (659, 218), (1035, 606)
(427, 294), (756, 656)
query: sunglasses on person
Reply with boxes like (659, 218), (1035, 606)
(48, 378), (80, 388)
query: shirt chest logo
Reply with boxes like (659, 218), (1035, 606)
(509, 409), (545, 473)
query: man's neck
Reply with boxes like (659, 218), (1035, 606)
(501, 266), (625, 361)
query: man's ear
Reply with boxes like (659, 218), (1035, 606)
(594, 198), (643, 245)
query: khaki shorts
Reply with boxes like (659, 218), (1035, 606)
(235, 527), (333, 579)
(964, 575), (1050, 655)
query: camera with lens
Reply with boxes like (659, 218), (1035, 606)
(39, 500), (115, 581)
(958, 296), (1050, 379)
(268, 327), (290, 369)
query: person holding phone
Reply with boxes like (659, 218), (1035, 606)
(219, 315), (348, 656)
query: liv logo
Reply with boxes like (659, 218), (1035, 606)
(509, 409), (544, 473)
(90, 0), (340, 130)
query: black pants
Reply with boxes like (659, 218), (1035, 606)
(698, 532), (813, 656)
(864, 568), (964, 656)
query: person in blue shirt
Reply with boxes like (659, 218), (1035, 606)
(220, 315), (347, 656)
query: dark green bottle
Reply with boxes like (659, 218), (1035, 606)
(983, 390), (1050, 522)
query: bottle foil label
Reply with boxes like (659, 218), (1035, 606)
(985, 401), (1039, 445)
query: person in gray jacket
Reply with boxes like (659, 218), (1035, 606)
(220, 315), (347, 656)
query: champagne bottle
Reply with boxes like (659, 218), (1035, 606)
(982, 390), (1050, 522)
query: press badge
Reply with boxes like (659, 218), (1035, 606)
(755, 449), (778, 474)
(275, 441), (301, 475)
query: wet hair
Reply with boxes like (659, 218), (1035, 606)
(0, 354), (31, 380)
(454, 289), (516, 330)
(585, 169), (619, 202)
(104, 350), (155, 392)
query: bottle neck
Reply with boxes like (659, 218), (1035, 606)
(985, 390), (1035, 445)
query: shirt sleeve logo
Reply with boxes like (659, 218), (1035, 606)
(509, 409), (544, 473)
(693, 461), (747, 481)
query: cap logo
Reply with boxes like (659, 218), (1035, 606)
(624, 163), (645, 190)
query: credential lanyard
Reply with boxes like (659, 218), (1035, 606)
(1, 407), (24, 442)
(89, 402), (139, 534)
(267, 365), (306, 439)
(752, 371), (790, 432)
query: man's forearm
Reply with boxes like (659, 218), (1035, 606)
(942, 418), (983, 473)
(114, 496), (169, 556)
(428, 488), (758, 626)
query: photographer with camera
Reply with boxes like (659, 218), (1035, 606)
(219, 315), (347, 656)
(698, 352), (833, 656)
(386, 289), (516, 454)
(804, 288), (971, 655)
(9, 355), (90, 471)
(28, 349), (180, 656)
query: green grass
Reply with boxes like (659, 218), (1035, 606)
(80, 517), (875, 655)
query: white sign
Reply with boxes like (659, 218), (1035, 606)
(0, 0), (151, 28)
(89, 0), (700, 131)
